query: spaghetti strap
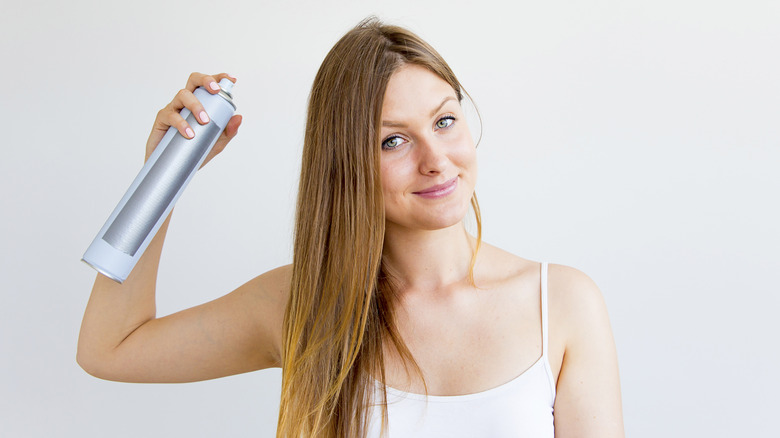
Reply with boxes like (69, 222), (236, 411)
(541, 262), (549, 357)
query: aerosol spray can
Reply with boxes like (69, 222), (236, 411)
(82, 78), (236, 283)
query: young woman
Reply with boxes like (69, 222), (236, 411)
(78, 18), (624, 437)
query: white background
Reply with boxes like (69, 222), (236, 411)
(1, 0), (778, 436)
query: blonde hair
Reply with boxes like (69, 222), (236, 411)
(278, 18), (482, 437)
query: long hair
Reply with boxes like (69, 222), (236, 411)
(278, 18), (482, 437)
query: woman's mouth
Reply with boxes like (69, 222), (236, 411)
(413, 177), (458, 199)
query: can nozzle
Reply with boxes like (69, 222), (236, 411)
(218, 78), (234, 94)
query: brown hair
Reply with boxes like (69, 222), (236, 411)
(278, 17), (482, 437)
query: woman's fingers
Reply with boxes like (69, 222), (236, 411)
(146, 73), (238, 162)
(174, 73), (237, 133)
(169, 88), (210, 137)
(185, 72), (236, 94)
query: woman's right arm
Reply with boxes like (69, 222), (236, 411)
(77, 73), (289, 383)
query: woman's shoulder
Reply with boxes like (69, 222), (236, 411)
(227, 263), (293, 330)
(475, 241), (539, 282)
(477, 242), (609, 330)
(544, 263), (614, 362)
(221, 264), (292, 367)
(544, 264), (622, 433)
(240, 263), (293, 301)
(258, 263), (293, 285)
(546, 263), (607, 321)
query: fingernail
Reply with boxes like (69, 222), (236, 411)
(227, 74), (236, 80)
(209, 81), (220, 91)
(185, 127), (195, 138)
(199, 111), (210, 123)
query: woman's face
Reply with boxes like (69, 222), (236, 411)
(379, 64), (477, 232)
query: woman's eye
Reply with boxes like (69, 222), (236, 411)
(436, 116), (455, 129)
(382, 136), (405, 150)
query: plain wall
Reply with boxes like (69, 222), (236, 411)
(1, 0), (778, 436)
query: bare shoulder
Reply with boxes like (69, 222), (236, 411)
(231, 264), (292, 364)
(474, 250), (623, 434)
(473, 241), (539, 285)
(547, 263), (610, 333)
(548, 263), (600, 292)
(238, 263), (292, 301)
(226, 264), (291, 319)
(546, 264), (624, 436)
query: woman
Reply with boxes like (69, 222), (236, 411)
(78, 18), (624, 437)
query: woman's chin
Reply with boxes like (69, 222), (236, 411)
(386, 210), (470, 232)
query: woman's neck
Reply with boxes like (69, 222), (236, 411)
(382, 222), (476, 292)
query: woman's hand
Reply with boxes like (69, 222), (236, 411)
(146, 72), (243, 166)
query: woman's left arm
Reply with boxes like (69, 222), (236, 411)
(549, 264), (625, 437)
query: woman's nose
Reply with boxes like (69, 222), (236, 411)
(417, 135), (448, 175)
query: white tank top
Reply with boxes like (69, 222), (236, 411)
(367, 262), (556, 437)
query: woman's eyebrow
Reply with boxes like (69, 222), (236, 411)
(382, 96), (458, 128)
(429, 96), (457, 118)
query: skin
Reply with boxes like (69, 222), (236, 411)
(78, 68), (624, 436)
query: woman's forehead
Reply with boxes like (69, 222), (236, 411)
(382, 65), (458, 119)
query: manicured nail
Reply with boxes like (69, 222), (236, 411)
(209, 81), (220, 91)
(227, 74), (236, 80)
(199, 111), (210, 123)
(185, 127), (195, 138)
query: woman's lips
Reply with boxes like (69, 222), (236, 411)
(413, 177), (458, 199)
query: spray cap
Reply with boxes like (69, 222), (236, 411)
(216, 78), (236, 108)
(218, 78), (234, 94)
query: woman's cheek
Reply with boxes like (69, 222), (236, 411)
(454, 138), (477, 169)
